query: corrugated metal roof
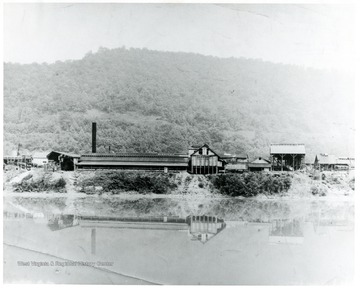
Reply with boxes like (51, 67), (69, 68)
(79, 155), (188, 164)
(270, 144), (306, 154)
(77, 162), (188, 167)
(81, 153), (187, 158)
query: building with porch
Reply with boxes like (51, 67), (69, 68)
(270, 144), (306, 171)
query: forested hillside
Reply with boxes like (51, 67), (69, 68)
(3, 47), (354, 160)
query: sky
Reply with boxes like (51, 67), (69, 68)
(3, 3), (357, 72)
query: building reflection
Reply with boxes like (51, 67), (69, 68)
(37, 213), (226, 254)
(188, 215), (226, 244)
(47, 214), (79, 231)
(269, 218), (304, 244)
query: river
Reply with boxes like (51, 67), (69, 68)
(3, 196), (354, 284)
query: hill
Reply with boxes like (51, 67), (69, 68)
(3, 47), (355, 160)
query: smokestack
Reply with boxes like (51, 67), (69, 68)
(92, 122), (97, 153)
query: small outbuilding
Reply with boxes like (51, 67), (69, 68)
(47, 151), (80, 171)
(314, 154), (337, 171)
(248, 157), (271, 172)
(220, 153), (249, 172)
(335, 157), (355, 170)
(32, 152), (50, 167)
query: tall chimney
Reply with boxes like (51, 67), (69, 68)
(92, 122), (97, 153)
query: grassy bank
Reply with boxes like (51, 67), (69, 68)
(4, 167), (354, 199)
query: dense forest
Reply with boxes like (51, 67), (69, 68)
(3, 47), (355, 160)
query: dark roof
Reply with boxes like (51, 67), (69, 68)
(47, 151), (81, 159)
(189, 144), (220, 157)
(80, 153), (187, 158)
(248, 157), (271, 168)
(78, 153), (189, 166)
(77, 162), (188, 167)
(270, 144), (306, 154)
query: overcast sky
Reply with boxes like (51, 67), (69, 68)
(3, 3), (356, 72)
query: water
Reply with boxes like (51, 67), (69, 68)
(3, 197), (354, 284)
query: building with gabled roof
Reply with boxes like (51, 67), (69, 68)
(188, 143), (224, 174)
(220, 153), (249, 173)
(188, 215), (226, 244)
(47, 151), (81, 171)
(270, 144), (306, 171)
(248, 157), (271, 172)
(32, 151), (50, 167)
(314, 154), (355, 171)
(314, 154), (337, 171)
(336, 157), (355, 170)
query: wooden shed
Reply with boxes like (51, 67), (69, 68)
(47, 151), (80, 171)
(314, 154), (337, 171)
(220, 153), (249, 172)
(248, 157), (272, 172)
(32, 152), (50, 167)
(270, 144), (306, 171)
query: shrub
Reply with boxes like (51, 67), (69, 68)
(311, 185), (326, 196)
(14, 176), (67, 193)
(78, 171), (177, 194)
(209, 172), (292, 197)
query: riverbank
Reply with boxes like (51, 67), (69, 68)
(3, 168), (354, 285)
(3, 167), (355, 200)
(3, 167), (355, 221)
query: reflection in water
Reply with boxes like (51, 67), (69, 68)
(269, 218), (304, 244)
(189, 215), (226, 244)
(43, 214), (226, 253)
(47, 214), (80, 231)
(3, 200), (354, 285)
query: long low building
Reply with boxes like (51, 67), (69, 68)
(76, 153), (189, 171)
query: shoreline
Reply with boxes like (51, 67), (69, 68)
(3, 189), (354, 202)
(3, 168), (355, 203)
